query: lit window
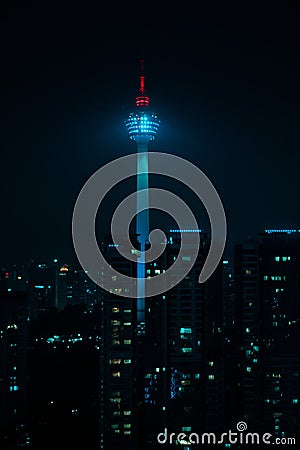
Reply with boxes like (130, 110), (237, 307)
(112, 371), (121, 378)
(109, 359), (122, 365)
(7, 324), (18, 330)
(124, 410), (131, 415)
(124, 359), (131, 364)
(112, 307), (120, 313)
(208, 375), (214, 380)
(180, 328), (192, 334)
(124, 340), (131, 345)
(181, 348), (192, 353)
(9, 386), (19, 391)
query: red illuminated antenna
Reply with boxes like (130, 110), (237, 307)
(136, 58), (149, 108)
(139, 59), (145, 94)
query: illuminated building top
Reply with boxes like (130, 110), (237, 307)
(125, 59), (160, 142)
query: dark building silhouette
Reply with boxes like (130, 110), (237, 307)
(28, 262), (58, 318)
(0, 265), (28, 292)
(235, 229), (300, 442)
(164, 230), (225, 438)
(99, 231), (226, 449)
(99, 238), (137, 450)
(0, 290), (30, 447)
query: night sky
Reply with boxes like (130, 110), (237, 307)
(1, 7), (300, 266)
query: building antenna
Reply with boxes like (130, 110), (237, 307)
(139, 58), (145, 94)
(135, 58), (150, 108)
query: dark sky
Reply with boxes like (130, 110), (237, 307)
(1, 7), (300, 266)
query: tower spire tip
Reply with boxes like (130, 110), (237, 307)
(135, 58), (149, 107)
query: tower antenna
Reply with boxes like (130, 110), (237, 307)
(139, 58), (145, 94)
(135, 58), (150, 108)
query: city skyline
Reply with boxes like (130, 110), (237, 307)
(1, 228), (299, 448)
(1, 9), (300, 448)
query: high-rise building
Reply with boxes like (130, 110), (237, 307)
(165, 230), (225, 439)
(235, 229), (300, 441)
(28, 262), (58, 318)
(99, 238), (137, 450)
(99, 63), (227, 450)
(99, 230), (226, 449)
(56, 265), (99, 310)
(0, 290), (30, 446)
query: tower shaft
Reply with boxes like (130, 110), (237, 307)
(136, 143), (150, 245)
(136, 142), (149, 327)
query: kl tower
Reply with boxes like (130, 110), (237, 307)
(125, 60), (160, 334)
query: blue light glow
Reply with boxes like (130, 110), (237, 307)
(125, 111), (160, 141)
(169, 229), (202, 233)
(265, 229), (300, 234)
(9, 385), (19, 391)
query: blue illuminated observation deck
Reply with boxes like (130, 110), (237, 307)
(124, 61), (160, 334)
(125, 110), (160, 142)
